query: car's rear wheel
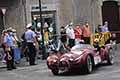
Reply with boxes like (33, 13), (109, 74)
(51, 69), (59, 75)
(84, 55), (93, 74)
(107, 49), (114, 65)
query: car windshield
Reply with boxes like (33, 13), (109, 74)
(71, 44), (95, 51)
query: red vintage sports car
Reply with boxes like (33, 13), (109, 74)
(46, 44), (114, 75)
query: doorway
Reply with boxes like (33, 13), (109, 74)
(31, 11), (57, 35)
(102, 1), (120, 43)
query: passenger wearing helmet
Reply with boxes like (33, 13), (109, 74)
(93, 39), (100, 52)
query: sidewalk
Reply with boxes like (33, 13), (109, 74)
(0, 57), (46, 69)
(0, 61), (6, 68)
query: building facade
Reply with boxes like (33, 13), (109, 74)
(0, 0), (120, 36)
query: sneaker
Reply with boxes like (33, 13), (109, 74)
(7, 68), (12, 71)
(30, 64), (37, 66)
(15, 61), (20, 64)
(2, 60), (6, 63)
(12, 66), (17, 69)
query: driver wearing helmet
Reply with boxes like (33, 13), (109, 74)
(93, 38), (100, 53)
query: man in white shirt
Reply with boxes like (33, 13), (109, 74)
(25, 23), (37, 65)
(101, 21), (109, 32)
(66, 22), (75, 48)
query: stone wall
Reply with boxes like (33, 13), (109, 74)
(5, 0), (25, 36)
(25, 0), (57, 24)
(3, 0), (120, 36)
(4, 0), (58, 36)
(59, 0), (103, 33)
(25, 0), (60, 33)
(59, 0), (120, 33)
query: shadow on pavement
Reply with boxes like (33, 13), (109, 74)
(55, 62), (114, 76)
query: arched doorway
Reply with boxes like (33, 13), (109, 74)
(102, 1), (120, 42)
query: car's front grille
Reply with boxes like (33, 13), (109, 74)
(59, 61), (69, 71)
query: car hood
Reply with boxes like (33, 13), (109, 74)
(60, 50), (85, 60)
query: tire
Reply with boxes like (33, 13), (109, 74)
(84, 55), (93, 74)
(52, 69), (59, 75)
(107, 49), (114, 65)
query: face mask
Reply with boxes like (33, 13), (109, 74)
(13, 33), (16, 36)
(61, 29), (64, 31)
(69, 27), (72, 29)
(9, 32), (13, 35)
(76, 26), (79, 28)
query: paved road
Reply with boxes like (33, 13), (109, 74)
(0, 47), (120, 80)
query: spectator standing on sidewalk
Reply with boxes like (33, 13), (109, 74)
(1, 30), (7, 51)
(60, 26), (67, 47)
(43, 22), (49, 46)
(3, 27), (16, 70)
(74, 25), (82, 44)
(12, 29), (21, 64)
(95, 24), (102, 33)
(66, 22), (75, 48)
(101, 21), (109, 32)
(1, 30), (7, 63)
(25, 23), (37, 65)
(82, 23), (91, 44)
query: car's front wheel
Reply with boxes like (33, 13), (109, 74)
(85, 55), (93, 74)
(51, 69), (59, 75)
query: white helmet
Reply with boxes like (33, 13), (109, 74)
(12, 29), (16, 32)
(26, 23), (32, 28)
(69, 22), (73, 26)
(94, 38), (99, 42)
